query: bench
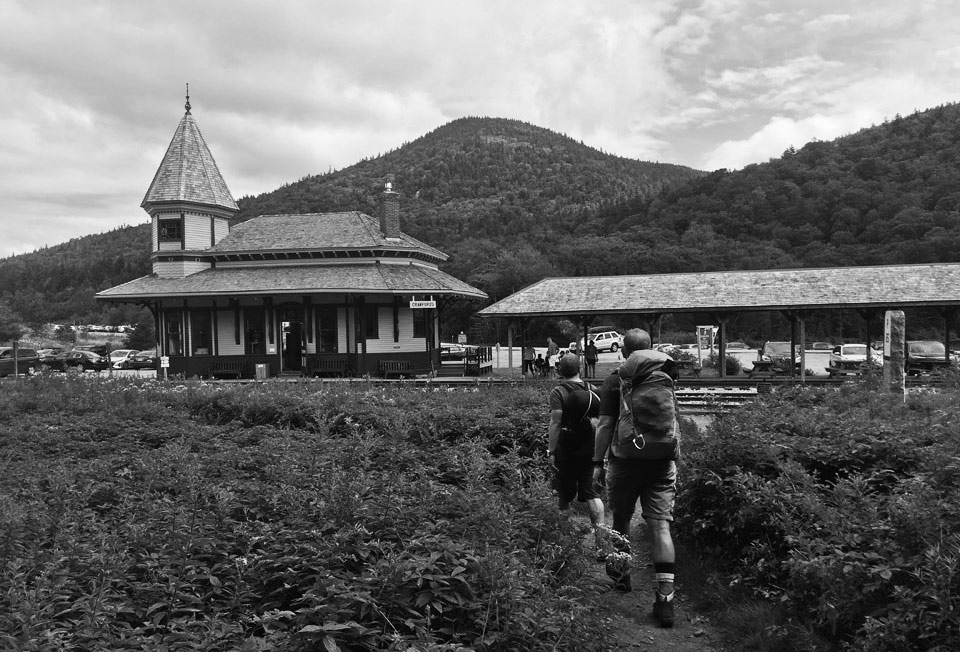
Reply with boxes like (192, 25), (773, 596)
(748, 359), (777, 378)
(378, 359), (433, 379)
(210, 360), (246, 379)
(308, 357), (349, 377)
(463, 346), (494, 376)
(379, 359), (412, 378)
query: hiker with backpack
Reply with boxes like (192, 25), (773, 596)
(592, 328), (680, 628)
(546, 353), (605, 529)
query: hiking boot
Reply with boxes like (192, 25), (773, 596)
(653, 590), (675, 628)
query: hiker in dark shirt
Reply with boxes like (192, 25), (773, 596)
(547, 353), (604, 528)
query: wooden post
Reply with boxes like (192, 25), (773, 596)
(798, 313), (806, 382)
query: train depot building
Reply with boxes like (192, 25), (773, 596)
(97, 98), (485, 379)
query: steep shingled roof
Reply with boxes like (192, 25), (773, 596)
(141, 108), (238, 212)
(478, 263), (960, 317)
(210, 212), (446, 261)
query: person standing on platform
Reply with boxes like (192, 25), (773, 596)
(585, 340), (599, 377)
(546, 337), (560, 377)
(522, 344), (536, 376)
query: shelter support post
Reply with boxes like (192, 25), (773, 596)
(577, 315), (594, 377)
(857, 308), (880, 366)
(710, 313), (729, 378)
(507, 320), (515, 372)
(939, 307), (957, 364)
(781, 309), (801, 379)
(798, 312), (806, 382)
(641, 314), (661, 341)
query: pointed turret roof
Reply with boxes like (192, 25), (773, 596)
(141, 93), (238, 213)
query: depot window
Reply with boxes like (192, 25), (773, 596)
(158, 217), (183, 242)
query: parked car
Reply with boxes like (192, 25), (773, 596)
(906, 340), (953, 375)
(36, 348), (71, 372)
(827, 344), (882, 376)
(62, 350), (111, 372)
(810, 341), (834, 351)
(0, 347), (39, 377)
(74, 344), (108, 357)
(571, 330), (624, 354)
(725, 341), (748, 350)
(440, 343), (466, 361)
(128, 349), (159, 370)
(110, 349), (139, 369)
(758, 341), (801, 373)
(588, 330), (623, 353)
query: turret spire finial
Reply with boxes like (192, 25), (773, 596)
(185, 83), (191, 115)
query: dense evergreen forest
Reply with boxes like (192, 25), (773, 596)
(3, 106), (960, 343)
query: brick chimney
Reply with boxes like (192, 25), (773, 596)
(379, 182), (400, 239)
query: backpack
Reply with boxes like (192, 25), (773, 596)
(556, 380), (600, 457)
(613, 350), (679, 460)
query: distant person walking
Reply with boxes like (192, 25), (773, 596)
(522, 344), (536, 376)
(547, 353), (605, 529)
(585, 340), (599, 377)
(593, 328), (680, 628)
(546, 337), (560, 377)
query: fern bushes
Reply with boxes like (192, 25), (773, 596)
(0, 377), (607, 651)
(677, 382), (960, 651)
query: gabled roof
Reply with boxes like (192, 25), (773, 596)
(478, 263), (960, 317)
(96, 262), (487, 300)
(141, 108), (238, 212)
(210, 212), (446, 261)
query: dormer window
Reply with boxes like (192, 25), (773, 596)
(158, 217), (184, 242)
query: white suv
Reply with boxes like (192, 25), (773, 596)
(589, 331), (623, 353)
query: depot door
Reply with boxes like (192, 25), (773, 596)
(281, 318), (304, 373)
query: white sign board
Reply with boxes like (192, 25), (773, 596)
(883, 312), (891, 357)
(410, 300), (436, 309)
(160, 356), (170, 368)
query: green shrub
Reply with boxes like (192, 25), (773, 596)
(677, 383), (960, 651)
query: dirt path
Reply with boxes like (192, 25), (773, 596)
(573, 513), (728, 652)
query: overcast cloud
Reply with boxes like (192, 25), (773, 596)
(1, 0), (958, 258)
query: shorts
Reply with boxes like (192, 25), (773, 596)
(554, 455), (601, 505)
(606, 458), (676, 522)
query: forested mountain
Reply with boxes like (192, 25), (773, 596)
(3, 107), (960, 341)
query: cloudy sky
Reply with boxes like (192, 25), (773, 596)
(2, 0), (959, 259)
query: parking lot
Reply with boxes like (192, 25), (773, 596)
(488, 345), (838, 378)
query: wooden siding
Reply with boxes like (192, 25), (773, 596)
(216, 311), (243, 355)
(154, 260), (210, 278)
(184, 212), (211, 250)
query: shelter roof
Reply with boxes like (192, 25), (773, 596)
(97, 262), (487, 301)
(477, 263), (960, 318)
(210, 212), (445, 261)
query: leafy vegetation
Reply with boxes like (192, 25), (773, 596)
(3, 375), (959, 650)
(678, 376), (960, 651)
(0, 376), (616, 651)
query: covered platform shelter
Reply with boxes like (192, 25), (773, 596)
(477, 262), (960, 380)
